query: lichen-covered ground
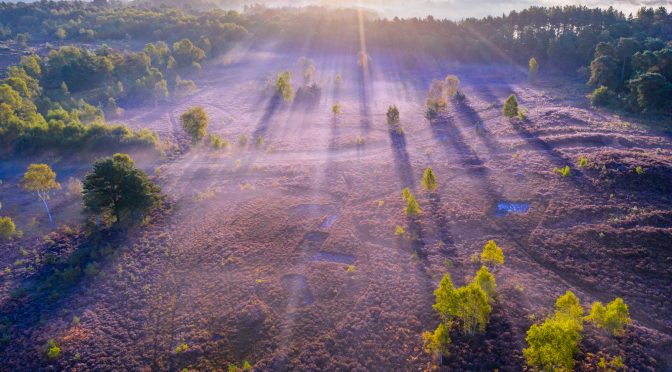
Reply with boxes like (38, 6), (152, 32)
(1, 46), (671, 370)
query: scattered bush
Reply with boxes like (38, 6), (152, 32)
(394, 225), (405, 236)
(238, 134), (249, 148)
(180, 107), (209, 143)
(0, 216), (18, 240)
(577, 156), (589, 168)
(386, 105), (400, 125)
(44, 339), (61, 360)
(174, 76), (197, 98)
(445, 75), (460, 97)
(207, 134), (227, 150)
(503, 94), (519, 118)
(586, 298), (631, 336)
(553, 165), (572, 177)
(332, 103), (341, 116)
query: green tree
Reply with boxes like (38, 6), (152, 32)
(528, 57), (539, 84)
(404, 192), (421, 216)
(588, 55), (620, 89)
(276, 71), (294, 102)
(615, 38), (641, 81)
(627, 73), (672, 122)
(432, 273), (492, 336)
(83, 153), (162, 226)
(481, 240), (504, 268)
(21, 164), (61, 223)
(474, 265), (497, 300)
(524, 290), (584, 371)
(523, 313), (582, 371)
(586, 298), (631, 336)
(422, 167), (437, 192)
(0, 216), (17, 240)
(180, 107), (209, 142)
(502, 95), (519, 118)
(172, 38), (205, 69)
(422, 322), (451, 363)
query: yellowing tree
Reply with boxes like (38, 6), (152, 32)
(21, 164), (60, 223)
(423, 322), (451, 363)
(422, 167), (437, 192)
(587, 297), (631, 336)
(481, 240), (504, 267)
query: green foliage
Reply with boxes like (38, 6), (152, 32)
(432, 271), (493, 336)
(172, 38), (206, 70)
(44, 339), (61, 360)
(174, 76), (197, 98)
(524, 290), (584, 371)
(589, 55), (620, 90)
(22, 164), (61, 223)
(528, 57), (539, 83)
(404, 191), (422, 216)
(276, 71), (294, 102)
(577, 156), (589, 168)
(586, 298), (631, 336)
(474, 265), (497, 300)
(401, 187), (411, 202)
(554, 165), (572, 177)
(0, 216), (17, 240)
(83, 153), (163, 227)
(589, 86), (615, 107)
(422, 322), (451, 359)
(180, 107), (209, 142)
(627, 72), (672, 115)
(394, 225), (405, 236)
(502, 94), (519, 118)
(422, 167), (437, 192)
(481, 240), (504, 267)
(386, 105), (400, 125)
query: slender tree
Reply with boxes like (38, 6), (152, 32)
(21, 164), (61, 223)
(481, 240), (505, 268)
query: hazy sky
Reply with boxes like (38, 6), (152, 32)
(306, 0), (672, 19)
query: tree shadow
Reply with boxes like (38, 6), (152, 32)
(357, 67), (373, 132)
(453, 98), (502, 153)
(428, 192), (455, 256)
(0, 228), (126, 352)
(252, 93), (282, 140)
(387, 125), (415, 188)
(430, 115), (486, 173)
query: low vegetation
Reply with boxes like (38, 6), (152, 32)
(503, 94), (519, 118)
(180, 106), (209, 143)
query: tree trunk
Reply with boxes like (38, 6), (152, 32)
(621, 60), (626, 82)
(39, 193), (53, 224)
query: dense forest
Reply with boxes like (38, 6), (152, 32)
(0, 2), (669, 155)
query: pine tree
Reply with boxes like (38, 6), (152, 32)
(503, 94), (519, 118)
(422, 167), (437, 192)
(404, 193), (422, 216)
